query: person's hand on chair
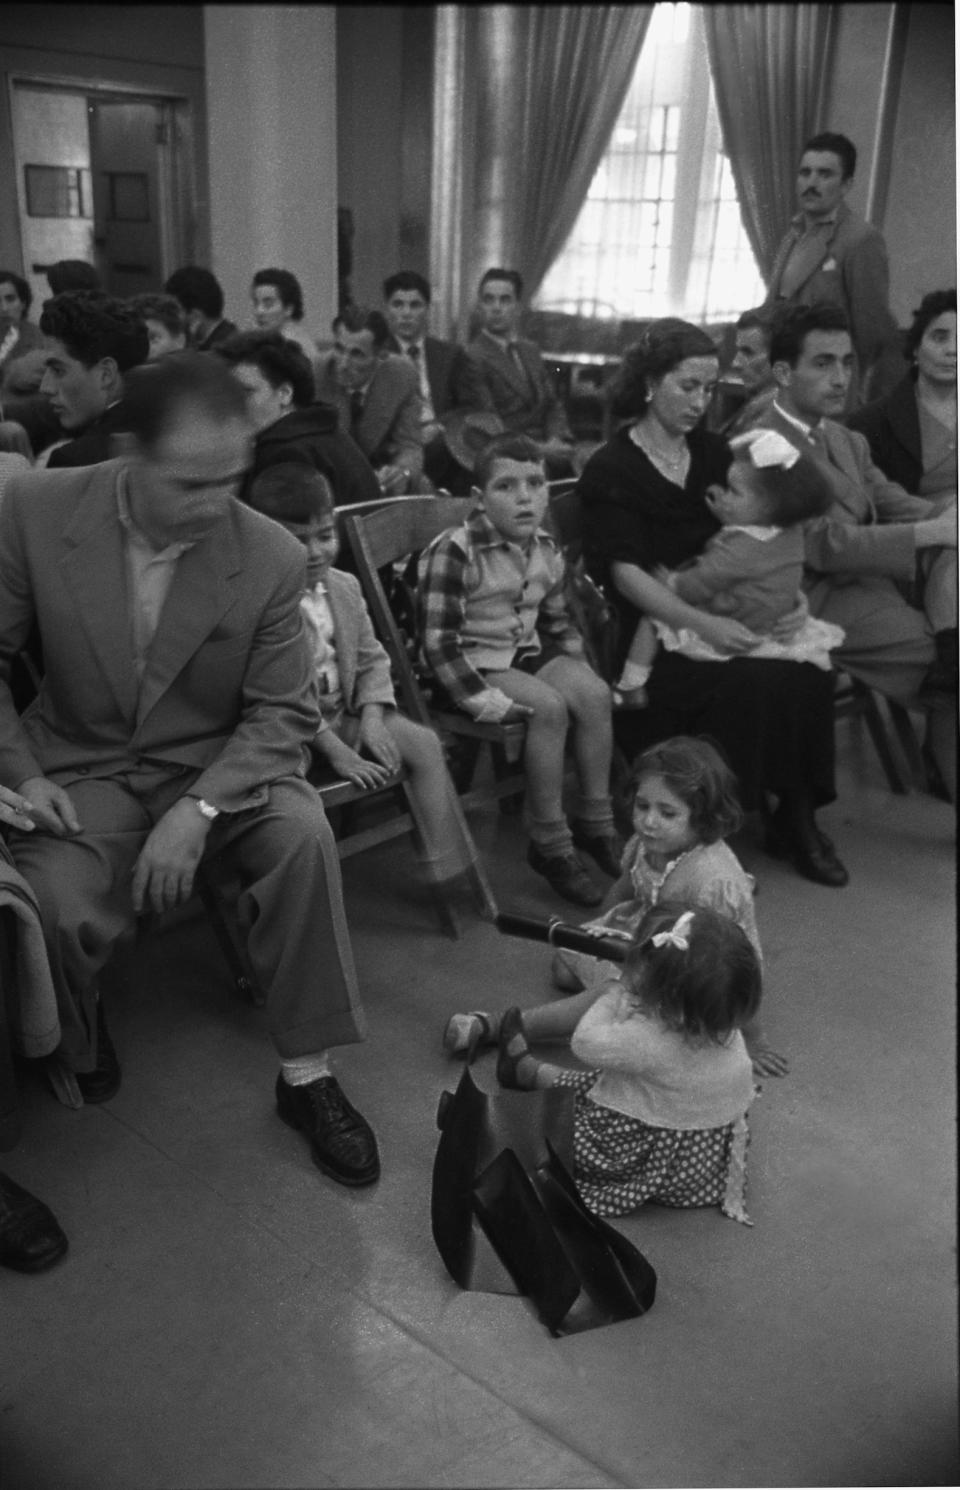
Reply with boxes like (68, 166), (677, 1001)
(11, 777), (80, 836)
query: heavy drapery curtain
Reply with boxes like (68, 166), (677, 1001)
(431, 5), (651, 337)
(703, 5), (837, 282)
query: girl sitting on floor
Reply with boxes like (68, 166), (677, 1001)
(496, 902), (761, 1224)
(444, 734), (786, 1076)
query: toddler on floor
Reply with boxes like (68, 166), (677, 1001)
(497, 902), (761, 1224)
(614, 427), (843, 705)
(444, 735), (786, 1076)
(248, 463), (473, 886)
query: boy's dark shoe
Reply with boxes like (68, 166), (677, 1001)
(275, 1074), (380, 1186)
(571, 823), (625, 878)
(526, 844), (604, 907)
(0, 1173), (69, 1273)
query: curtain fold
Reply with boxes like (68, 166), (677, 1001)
(703, 5), (837, 282)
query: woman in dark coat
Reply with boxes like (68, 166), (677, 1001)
(847, 288), (956, 500)
(578, 319), (847, 887)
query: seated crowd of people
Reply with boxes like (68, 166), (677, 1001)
(0, 129), (954, 1274)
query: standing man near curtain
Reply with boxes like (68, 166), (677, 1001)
(763, 133), (902, 405)
(466, 269), (577, 478)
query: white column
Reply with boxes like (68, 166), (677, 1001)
(203, 5), (337, 343)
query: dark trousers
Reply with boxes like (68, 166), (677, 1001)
(9, 765), (365, 1070)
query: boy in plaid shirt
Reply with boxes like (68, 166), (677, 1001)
(417, 433), (621, 906)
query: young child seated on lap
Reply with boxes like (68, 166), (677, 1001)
(614, 427), (843, 705)
(417, 432), (621, 908)
(444, 734), (786, 1077)
(497, 901), (762, 1225)
(247, 463), (472, 885)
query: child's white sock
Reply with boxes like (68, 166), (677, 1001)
(280, 1051), (332, 1086)
(615, 661), (652, 691)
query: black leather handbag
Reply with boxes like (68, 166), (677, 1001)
(431, 914), (656, 1337)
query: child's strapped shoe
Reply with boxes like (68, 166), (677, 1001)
(496, 1007), (539, 1090)
(442, 1011), (499, 1058)
(526, 844), (604, 907)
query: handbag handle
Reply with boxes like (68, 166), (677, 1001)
(495, 911), (632, 963)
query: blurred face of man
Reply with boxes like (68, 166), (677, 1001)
(127, 406), (253, 547)
(145, 318), (188, 361)
(773, 329), (854, 422)
(796, 150), (852, 222)
(230, 362), (291, 433)
(385, 290), (429, 344)
(333, 326), (379, 391)
(40, 339), (112, 431)
(731, 327), (772, 392)
(479, 279), (520, 339)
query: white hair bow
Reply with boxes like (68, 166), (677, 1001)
(650, 909), (695, 952)
(729, 428), (800, 470)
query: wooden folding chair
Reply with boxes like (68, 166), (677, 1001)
(342, 496), (528, 823)
(833, 672), (925, 794)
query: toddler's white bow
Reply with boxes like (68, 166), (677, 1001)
(650, 909), (695, 951)
(730, 427), (800, 470)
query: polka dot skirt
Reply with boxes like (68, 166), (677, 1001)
(554, 1068), (753, 1226)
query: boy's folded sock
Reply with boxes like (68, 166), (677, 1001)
(281, 1051), (332, 1087)
(574, 794), (616, 833)
(527, 815), (574, 857)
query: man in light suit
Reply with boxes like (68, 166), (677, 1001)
(763, 133), (901, 404)
(754, 303), (956, 721)
(382, 270), (493, 493)
(316, 306), (424, 495)
(0, 353), (380, 1190)
(466, 268), (576, 478)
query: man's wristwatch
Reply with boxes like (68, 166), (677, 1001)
(190, 796), (221, 822)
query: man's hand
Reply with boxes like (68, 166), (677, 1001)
(357, 709), (402, 774)
(314, 733), (393, 789)
(916, 506), (958, 550)
(693, 614), (760, 655)
(131, 798), (212, 915)
(769, 591), (809, 642)
(0, 783), (43, 833)
(375, 465), (410, 497)
(14, 777), (81, 836)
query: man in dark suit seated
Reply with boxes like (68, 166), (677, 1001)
(382, 270), (493, 492)
(716, 309), (778, 438)
(216, 329), (381, 507)
(0, 352), (380, 1191)
(164, 266), (238, 353)
(316, 306), (424, 496)
(39, 292), (149, 469)
(466, 267), (576, 479)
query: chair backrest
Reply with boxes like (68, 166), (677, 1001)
(342, 495), (473, 723)
(546, 482), (582, 552)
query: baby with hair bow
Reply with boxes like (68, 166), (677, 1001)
(614, 427), (846, 703)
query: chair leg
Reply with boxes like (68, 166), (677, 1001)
(194, 869), (266, 1007)
(855, 683), (910, 794)
(886, 699), (926, 786)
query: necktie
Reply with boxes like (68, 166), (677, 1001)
(407, 344), (420, 364)
(508, 342), (534, 399)
(349, 389), (364, 433)
(808, 424), (828, 459)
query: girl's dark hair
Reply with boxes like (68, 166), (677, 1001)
(217, 328), (315, 407)
(633, 735), (742, 844)
(609, 318), (718, 419)
(0, 270), (32, 316)
(247, 462), (334, 525)
(252, 267), (304, 321)
(622, 900), (762, 1041)
(904, 288), (956, 363)
(732, 448), (834, 527)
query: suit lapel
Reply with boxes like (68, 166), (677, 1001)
(359, 363), (392, 456)
(59, 473), (139, 723)
(134, 517), (242, 729)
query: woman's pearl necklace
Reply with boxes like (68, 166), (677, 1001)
(629, 420), (691, 481)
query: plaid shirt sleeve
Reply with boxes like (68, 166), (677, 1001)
(417, 530), (495, 709)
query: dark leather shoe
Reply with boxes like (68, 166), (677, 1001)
(275, 1075), (380, 1187)
(571, 823), (625, 878)
(526, 844), (604, 907)
(0, 1172), (68, 1273)
(76, 1000), (121, 1105)
(764, 823), (849, 887)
